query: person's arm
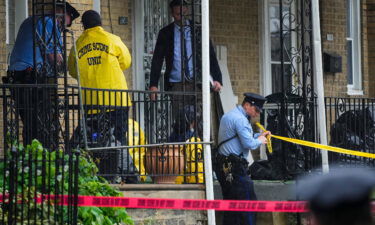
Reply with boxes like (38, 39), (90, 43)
(41, 17), (64, 67)
(67, 45), (77, 79)
(149, 30), (167, 90)
(209, 40), (222, 92)
(235, 117), (263, 150)
(115, 36), (132, 71)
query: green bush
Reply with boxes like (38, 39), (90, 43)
(0, 140), (133, 225)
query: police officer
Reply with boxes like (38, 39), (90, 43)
(297, 167), (375, 225)
(6, 2), (79, 146)
(215, 93), (270, 225)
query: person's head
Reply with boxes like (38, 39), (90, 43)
(242, 93), (266, 118)
(56, 2), (80, 27)
(169, 0), (188, 25)
(297, 167), (375, 225)
(81, 10), (102, 30)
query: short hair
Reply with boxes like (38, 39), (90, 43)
(82, 10), (102, 29)
(169, 0), (188, 9)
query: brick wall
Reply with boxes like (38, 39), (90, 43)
(210, 0), (260, 98)
(367, 0), (375, 96)
(320, 0), (370, 97)
(0, 0), (6, 154)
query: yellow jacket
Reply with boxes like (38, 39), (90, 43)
(68, 26), (132, 112)
(175, 137), (204, 184)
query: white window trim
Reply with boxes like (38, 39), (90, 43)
(93, 0), (101, 14)
(347, 0), (363, 95)
(260, 0), (297, 96)
(6, 0), (9, 44)
(260, 0), (271, 96)
(6, 0), (28, 45)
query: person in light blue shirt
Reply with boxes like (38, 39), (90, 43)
(5, 2), (79, 147)
(215, 92), (270, 225)
(9, 2), (79, 75)
(9, 16), (62, 74)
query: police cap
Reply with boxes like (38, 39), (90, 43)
(65, 2), (80, 24)
(297, 168), (375, 213)
(243, 93), (267, 112)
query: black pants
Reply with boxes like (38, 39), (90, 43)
(215, 154), (257, 225)
(6, 70), (59, 149)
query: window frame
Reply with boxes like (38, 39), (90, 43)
(346, 0), (363, 95)
(260, 0), (297, 96)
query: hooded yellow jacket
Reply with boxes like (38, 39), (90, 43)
(68, 26), (132, 112)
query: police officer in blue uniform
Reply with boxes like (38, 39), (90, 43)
(215, 93), (270, 225)
(297, 167), (375, 225)
(5, 2), (79, 146)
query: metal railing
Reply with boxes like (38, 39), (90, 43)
(259, 94), (319, 180)
(1, 85), (205, 185)
(325, 97), (375, 167)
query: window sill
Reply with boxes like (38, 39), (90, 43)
(347, 87), (364, 96)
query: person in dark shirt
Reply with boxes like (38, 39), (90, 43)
(149, 0), (222, 141)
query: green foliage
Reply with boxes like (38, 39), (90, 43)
(0, 140), (134, 225)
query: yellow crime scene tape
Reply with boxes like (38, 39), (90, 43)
(255, 122), (375, 159)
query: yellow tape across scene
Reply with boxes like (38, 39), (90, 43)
(255, 123), (375, 159)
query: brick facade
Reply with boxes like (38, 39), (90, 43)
(320, 0), (370, 97)
(210, 0), (260, 98)
(367, 0), (375, 96)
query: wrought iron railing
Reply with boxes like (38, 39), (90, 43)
(1, 85), (205, 185)
(260, 94), (320, 180)
(325, 97), (375, 167)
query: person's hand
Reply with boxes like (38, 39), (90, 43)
(212, 81), (222, 92)
(257, 135), (267, 144)
(149, 86), (158, 101)
(261, 131), (271, 138)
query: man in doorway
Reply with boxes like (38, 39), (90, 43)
(215, 93), (270, 225)
(6, 2), (79, 147)
(149, 0), (222, 141)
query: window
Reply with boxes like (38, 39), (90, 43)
(6, 0), (28, 49)
(261, 0), (296, 95)
(346, 0), (362, 95)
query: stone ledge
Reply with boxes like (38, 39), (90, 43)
(112, 183), (205, 191)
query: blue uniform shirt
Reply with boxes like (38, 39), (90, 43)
(169, 22), (193, 82)
(9, 16), (62, 73)
(218, 105), (262, 159)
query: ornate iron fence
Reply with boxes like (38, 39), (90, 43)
(260, 0), (319, 178)
(0, 0), (80, 224)
(68, 87), (204, 184)
(325, 97), (375, 167)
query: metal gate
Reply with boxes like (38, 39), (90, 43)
(263, 0), (320, 178)
(1, 0), (79, 224)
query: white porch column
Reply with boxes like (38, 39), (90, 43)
(312, 0), (329, 173)
(93, 0), (101, 14)
(202, 0), (216, 224)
